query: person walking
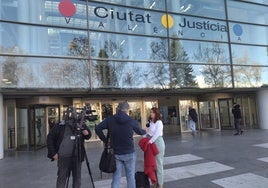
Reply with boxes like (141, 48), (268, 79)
(47, 107), (92, 188)
(232, 103), (243, 135)
(95, 101), (146, 188)
(188, 107), (198, 135)
(146, 107), (165, 188)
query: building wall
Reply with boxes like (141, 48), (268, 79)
(0, 0), (267, 90)
(0, 1), (267, 151)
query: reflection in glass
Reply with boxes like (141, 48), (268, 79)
(232, 0), (268, 6)
(151, 37), (197, 88)
(193, 42), (231, 88)
(0, 22), (88, 56)
(88, 2), (167, 36)
(229, 22), (268, 45)
(199, 101), (219, 129)
(232, 44), (268, 66)
(128, 102), (142, 123)
(0, 0), (87, 28)
(233, 66), (268, 88)
(168, 15), (228, 41)
(179, 100), (198, 132)
(90, 32), (167, 61)
(92, 60), (232, 89)
(17, 108), (28, 150)
(0, 57), (90, 89)
(193, 65), (232, 88)
(167, 0), (225, 19)
(89, 0), (165, 10)
(227, 1), (268, 25)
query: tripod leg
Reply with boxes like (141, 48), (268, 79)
(66, 174), (69, 188)
(82, 145), (95, 188)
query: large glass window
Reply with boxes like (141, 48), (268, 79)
(232, 44), (268, 66)
(0, 0), (87, 28)
(17, 108), (28, 150)
(90, 0), (166, 11)
(237, 0), (268, 6)
(233, 66), (268, 88)
(90, 32), (168, 61)
(0, 22), (88, 57)
(91, 60), (232, 89)
(167, 0), (226, 19)
(88, 2), (167, 37)
(193, 64), (232, 88)
(0, 57), (90, 89)
(168, 15), (228, 42)
(227, 1), (268, 25)
(169, 40), (230, 65)
(229, 22), (268, 45)
(199, 101), (219, 129)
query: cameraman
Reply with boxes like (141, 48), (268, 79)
(47, 108), (91, 188)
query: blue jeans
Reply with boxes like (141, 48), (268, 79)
(112, 152), (136, 188)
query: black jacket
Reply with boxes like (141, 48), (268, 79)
(95, 111), (146, 155)
(47, 121), (91, 161)
(189, 108), (198, 123)
(232, 105), (242, 119)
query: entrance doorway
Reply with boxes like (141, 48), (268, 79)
(178, 100), (198, 132)
(29, 106), (46, 149)
(199, 101), (219, 129)
(218, 99), (234, 130)
(16, 105), (60, 150)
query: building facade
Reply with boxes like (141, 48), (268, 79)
(0, 0), (268, 156)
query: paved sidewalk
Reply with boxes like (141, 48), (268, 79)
(1, 129), (268, 188)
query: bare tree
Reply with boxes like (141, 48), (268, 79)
(233, 54), (261, 87)
(194, 43), (231, 88)
(68, 36), (93, 86)
(149, 39), (170, 89)
(94, 40), (128, 88)
(1, 47), (27, 87)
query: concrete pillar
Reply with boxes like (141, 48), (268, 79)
(0, 94), (4, 159)
(257, 86), (268, 129)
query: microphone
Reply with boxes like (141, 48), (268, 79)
(146, 119), (150, 127)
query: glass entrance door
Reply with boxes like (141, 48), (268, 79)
(179, 100), (198, 132)
(29, 106), (46, 150)
(17, 108), (28, 150)
(199, 101), (219, 129)
(218, 99), (234, 130)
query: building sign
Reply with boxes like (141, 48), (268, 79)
(233, 24), (243, 41)
(58, 0), (76, 23)
(58, 2), (230, 41)
(91, 5), (228, 40)
(94, 6), (152, 24)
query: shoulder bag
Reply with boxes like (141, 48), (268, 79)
(99, 123), (116, 175)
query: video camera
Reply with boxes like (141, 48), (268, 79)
(82, 104), (98, 122)
(65, 104), (98, 125)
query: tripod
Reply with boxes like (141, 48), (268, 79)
(66, 126), (95, 188)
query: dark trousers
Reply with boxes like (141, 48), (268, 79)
(57, 157), (82, 188)
(234, 118), (241, 132)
